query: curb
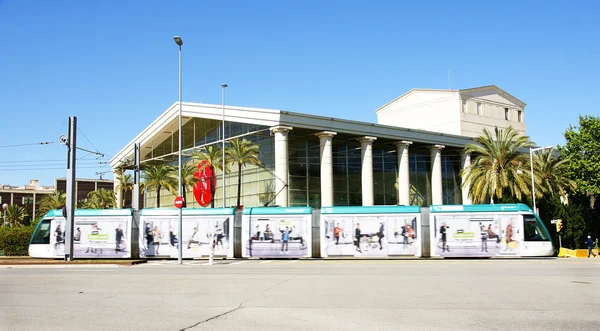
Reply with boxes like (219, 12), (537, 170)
(0, 264), (121, 269)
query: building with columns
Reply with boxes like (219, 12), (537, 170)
(111, 85), (525, 208)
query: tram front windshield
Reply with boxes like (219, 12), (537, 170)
(523, 215), (550, 241)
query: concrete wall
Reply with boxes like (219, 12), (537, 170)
(459, 88), (527, 138)
(376, 90), (462, 135)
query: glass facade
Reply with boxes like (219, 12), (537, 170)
(141, 117), (463, 208)
(142, 119), (275, 209)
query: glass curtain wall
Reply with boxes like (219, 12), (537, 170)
(142, 118), (275, 208)
(441, 154), (463, 205)
(288, 137), (321, 207)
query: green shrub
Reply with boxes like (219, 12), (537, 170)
(0, 226), (34, 256)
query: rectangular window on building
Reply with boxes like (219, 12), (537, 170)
(504, 108), (509, 120)
(477, 102), (482, 116)
(463, 101), (468, 113)
(518, 110), (523, 122)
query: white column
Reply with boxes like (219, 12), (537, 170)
(461, 151), (472, 205)
(317, 131), (337, 207)
(359, 136), (377, 206)
(270, 126), (292, 207)
(395, 141), (412, 206)
(429, 145), (445, 205)
(114, 169), (123, 208)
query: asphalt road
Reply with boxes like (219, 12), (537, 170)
(1, 258), (599, 331)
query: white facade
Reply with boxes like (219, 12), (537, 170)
(375, 85), (526, 138)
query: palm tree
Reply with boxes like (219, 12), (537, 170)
(143, 164), (176, 208)
(83, 188), (116, 209)
(39, 191), (66, 215)
(532, 148), (576, 201)
(115, 173), (134, 208)
(169, 163), (200, 207)
(5, 204), (28, 227)
(191, 145), (228, 207)
(462, 127), (534, 203)
(226, 138), (262, 208)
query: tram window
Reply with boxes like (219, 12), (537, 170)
(31, 220), (51, 244)
(523, 215), (549, 241)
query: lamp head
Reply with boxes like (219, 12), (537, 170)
(2, 203), (7, 210)
(222, 83), (228, 88)
(173, 36), (183, 46)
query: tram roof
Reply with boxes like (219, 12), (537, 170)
(44, 209), (133, 218)
(321, 205), (421, 214)
(243, 207), (313, 215)
(140, 208), (235, 216)
(430, 204), (534, 213)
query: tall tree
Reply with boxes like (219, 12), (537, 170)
(462, 127), (534, 203)
(4, 204), (28, 227)
(169, 163), (200, 207)
(39, 191), (66, 215)
(559, 115), (600, 207)
(143, 164), (176, 208)
(532, 148), (576, 201)
(83, 188), (116, 209)
(226, 138), (262, 208)
(115, 173), (134, 208)
(191, 145), (228, 208)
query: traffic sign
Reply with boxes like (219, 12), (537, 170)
(174, 196), (185, 209)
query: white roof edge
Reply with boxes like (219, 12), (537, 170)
(459, 85), (527, 107)
(375, 88), (459, 113)
(110, 102), (283, 168)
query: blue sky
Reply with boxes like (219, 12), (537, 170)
(1, 0), (599, 186)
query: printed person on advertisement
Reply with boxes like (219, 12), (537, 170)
(440, 223), (450, 252)
(334, 223), (342, 245)
(115, 224), (125, 253)
(54, 225), (63, 250)
(290, 226), (305, 247)
(280, 226), (291, 254)
(188, 227), (199, 249)
(153, 226), (161, 255)
(145, 223), (153, 249)
(377, 222), (385, 250)
(215, 224), (224, 248)
(355, 223), (362, 253)
(74, 227), (81, 242)
(480, 223), (488, 252)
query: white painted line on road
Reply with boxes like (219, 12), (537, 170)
(229, 261), (249, 265)
(288, 260), (299, 263)
(260, 260), (273, 264)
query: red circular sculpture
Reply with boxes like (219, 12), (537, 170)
(193, 160), (216, 207)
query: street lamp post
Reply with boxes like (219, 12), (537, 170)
(221, 83), (228, 208)
(174, 35), (183, 265)
(530, 146), (553, 214)
(2, 203), (7, 227)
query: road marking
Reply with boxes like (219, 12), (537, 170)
(260, 260), (273, 264)
(229, 261), (249, 265)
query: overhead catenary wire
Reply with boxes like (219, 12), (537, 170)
(77, 127), (102, 155)
(0, 142), (54, 148)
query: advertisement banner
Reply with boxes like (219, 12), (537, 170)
(432, 214), (523, 257)
(242, 214), (311, 258)
(322, 214), (421, 257)
(50, 217), (131, 258)
(139, 216), (231, 258)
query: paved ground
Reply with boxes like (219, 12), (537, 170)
(1, 258), (599, 331)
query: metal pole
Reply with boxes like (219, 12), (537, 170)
(222, 84), (227, 208)
(177, 42), (183, 265)
(133, 143), (140, 211)
(65, 116), (77, 261)
(530, 148), (536, 213)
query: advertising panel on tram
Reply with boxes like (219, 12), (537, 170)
(320, 206), (422, 258)
(242, 207), (312, 258)
(139, 208), (234, 258)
